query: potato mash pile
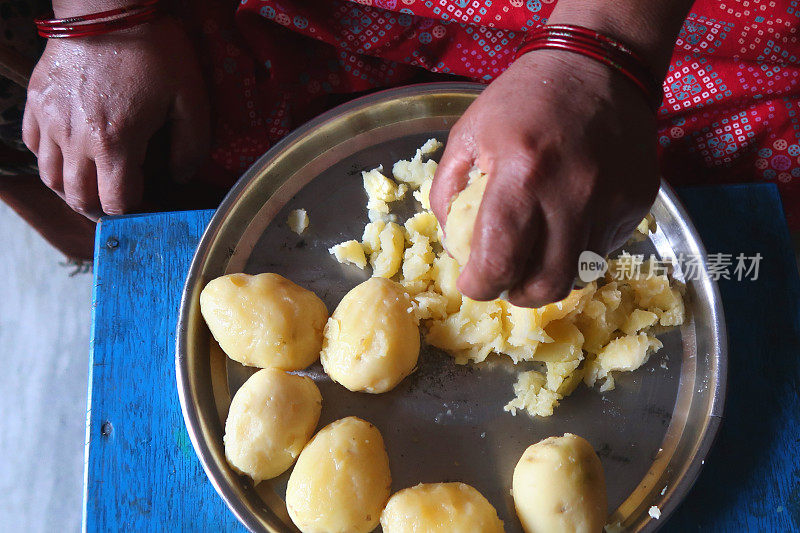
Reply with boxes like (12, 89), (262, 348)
(329, 140), (685, 418)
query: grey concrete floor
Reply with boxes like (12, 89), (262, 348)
(0, 203), (91, 532)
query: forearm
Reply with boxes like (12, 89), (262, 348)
(547, 0), (693, 79)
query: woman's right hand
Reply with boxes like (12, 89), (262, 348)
(429, 49), (660, 308)
(23, 16), (209, 218)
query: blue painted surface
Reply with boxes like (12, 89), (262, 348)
(84, 209), (243, 532)
(666, 184), (800, 532)
(84, 184), (800, 532)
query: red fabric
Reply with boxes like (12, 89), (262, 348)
(184, 0), (800, 229)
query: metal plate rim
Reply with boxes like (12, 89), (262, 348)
(647, 180), (728, 531)
(176, 82), (727, 533)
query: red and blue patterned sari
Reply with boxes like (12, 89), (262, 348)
(185, 0), (800, 227)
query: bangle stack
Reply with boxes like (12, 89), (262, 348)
(34, 1), (162, 39)
(515, 24), (663, 111)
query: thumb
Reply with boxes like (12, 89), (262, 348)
(168, 89), (210, 184)
(429, 129), (474, 228)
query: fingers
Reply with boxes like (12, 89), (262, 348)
(507, 211), (589, 308)
(168, 90), (210, 183)
(430, 128), (474, 226)
(22, 105), (40, 156)
(36, 137), (64, 196)
(62, 154), (101, 219)
(95, 152), (145, 216)
(457, 156), (542, 301)
(34, 130), (145, 218)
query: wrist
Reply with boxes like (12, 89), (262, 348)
(513, 49), (657, 117)
(52, 1), (140, 19)
(546, 0), (693, 80)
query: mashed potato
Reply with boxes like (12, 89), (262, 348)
(287, 209), (309, 234)
(328, 140), (683, 417)
(442, 169), (487, 267)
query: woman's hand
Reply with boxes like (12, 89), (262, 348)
(430, 50), (660, 308)
(23, 17), (209, 218)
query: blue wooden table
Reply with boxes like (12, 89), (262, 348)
(83, 183), (800, 532)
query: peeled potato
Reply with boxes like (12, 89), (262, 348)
(199, 273), (328, 370)
(380, 482), (504, 533)
(223, 368), (321, 483)
(443, 171), (488, 267)
(513, 433), (607, 533)
(286, 417), (391, 533)
(321, 277), (420, 393)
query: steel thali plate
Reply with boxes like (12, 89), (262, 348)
(176, 82), (727, 532)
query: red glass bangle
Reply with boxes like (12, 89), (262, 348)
(515, 24), (662, 111)
(34, 1), (162, 38)
(542, 24), (649, 66)
(38, 8), (160, 38)
(34, 0), (158, 27)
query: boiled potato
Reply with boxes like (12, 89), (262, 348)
(286, 417), (391, 533)
(443, 171), (488, 267)
(321, 277), (420, 393)
(513, 433), (607, 533)
(200, 273), (328, 370)
(224, 368), (321, 483)
(380, 482), (504, 533)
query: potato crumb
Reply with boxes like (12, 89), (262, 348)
(630, 214), (657, 242)
(371, 222), (405, 278)
(329, 240), (368, 269)
(363, 168), (407, 215)
(328, 139), (684, 418)
(287, 209), (309, 235)
(648, 506), (661, 520)
(392, 140), (441, 188)
(504, 370), (562, 417)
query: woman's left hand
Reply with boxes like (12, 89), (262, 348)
(429, 49), (660, 308)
